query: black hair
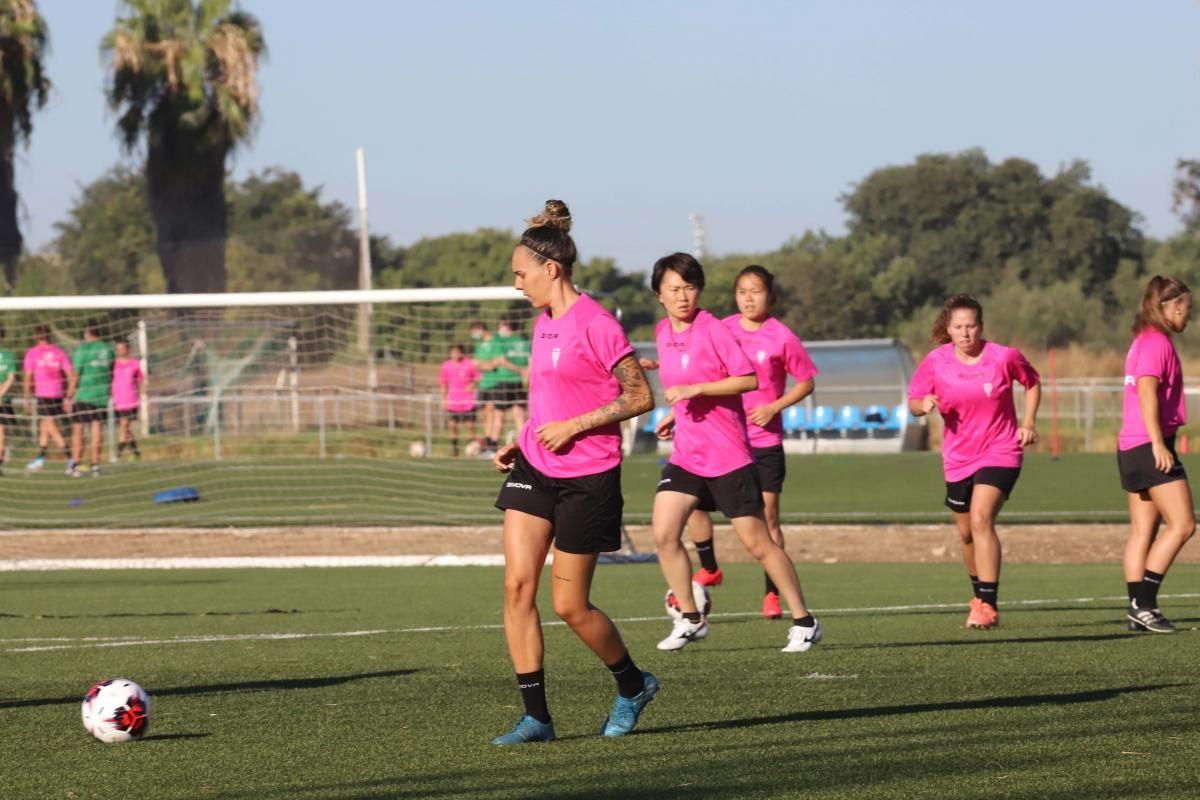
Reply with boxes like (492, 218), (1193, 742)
(519, 199), (577, 275)
(735, 264), (776, 306)
(651, 252), (706, 293)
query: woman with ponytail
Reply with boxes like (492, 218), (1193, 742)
(1118, 276), (1195, 634)
(907, 294), (1041, 629)
(490, 200), (658, 744)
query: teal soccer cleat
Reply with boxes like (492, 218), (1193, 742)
(600, 672), (659, 737)
(490, 714), (556, 746)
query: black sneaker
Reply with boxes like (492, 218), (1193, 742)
(1127, 605), (1176, 634)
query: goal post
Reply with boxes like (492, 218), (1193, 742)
(0, 287), (563, 531)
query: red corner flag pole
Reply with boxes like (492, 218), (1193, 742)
(1049, 349), (1060, 461)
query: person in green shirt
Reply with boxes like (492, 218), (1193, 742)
(0, 324), (17, 477)
(479, 314), (529, 451)
(67, 321), (114, 478)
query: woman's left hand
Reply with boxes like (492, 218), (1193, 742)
(536, 420), (578, 452)
(664, 384), (699, 405)
(747, 404), (777, 427)
(1017, 425), (1038, 448)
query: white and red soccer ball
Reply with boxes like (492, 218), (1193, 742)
(82, 678), (150, 743)
(664, 581), (712, 621)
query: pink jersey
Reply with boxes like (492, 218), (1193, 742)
(112, 357), (144, 411)
(1119, 328), (1186, 450)
(439, 357), (480, 413)
(23, 342), (72, 399)
(723, 314), (818, 448)
(657, 309), (756, 478)
(518, 294), (635, 479)
(908, 342), (1040, 482)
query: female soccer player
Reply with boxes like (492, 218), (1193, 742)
(0, 325), (17, 477)
(112, 338), (145, 460)
(908, 294), (1041, 630)
(439, 343), (480, 456)
(651, 252), (820, 653)
(22, 324), (74, 474)
(683, 266), (818, 619)
(491, 200), (657, 745)
(1118, 276), (1195, 633)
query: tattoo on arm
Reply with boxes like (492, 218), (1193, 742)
(571, 355), (654, 435)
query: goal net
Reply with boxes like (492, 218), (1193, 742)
(0, 287), (551, 535)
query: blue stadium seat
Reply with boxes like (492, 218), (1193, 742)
(806, 405), (834, 433)
(781, 405), (806, 435)
(863, 404), (889, 431)
(832, 404), (863, 433)
(884, 403), (910, 431)
(642, 406), (670, 433)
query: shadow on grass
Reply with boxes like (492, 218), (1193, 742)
(639, 683), (1187, 736)
(0, 607), (347, 621)
(0, 668), (420, 710)
(141, 733), (212, 742)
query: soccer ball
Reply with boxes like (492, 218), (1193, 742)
(409, 440), (427, 458)
(463, 439), (482, 458)
(664, 581), (712, 621)
(82, 678), (150, 743)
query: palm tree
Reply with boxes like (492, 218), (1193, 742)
(103, 0), (264, 294)
(0, 0), (49, 291)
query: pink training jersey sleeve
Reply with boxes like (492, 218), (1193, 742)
(1119, 329), (1186, 450)
(23, 343), (72, 399)
(519, 294), (634, 479)
(111, 359), (144, 411)
(658, 310), (755, 478)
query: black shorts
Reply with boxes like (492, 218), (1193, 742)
(482, 382), (527, 410)
(36, 397), (64, 418)
(658, 462), (765, 519)
(116, 407), (139, 420)
(752, 445), (787, 494)
(72, 401), (107, 424)
(447, 409), (477, 424)
(495, 450), (623, 554)
(1118, 436), (1187, 493)
(0, 403), (15, 427)
(944, 466), (1021, 512)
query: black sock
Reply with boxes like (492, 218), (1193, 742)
(515, 670), (550, 724)
(977, 581), (998, 610)
(792, 614), (815, 628)
(37, 447), (46, 459)
(764, 573), (779, 596)
(694, 540), (719, 573)
(118, 442), (126, 455)
(606, 652), (645, 699)
(1126, 581), (1141, 606)
(969, 574), (981, 599)
(450, 437), (459, 456)
(1138, 570), (1165, 609)
(683, 610), (702, 624)
(130, 440), (140, 456)
(487, 438), (498, 449)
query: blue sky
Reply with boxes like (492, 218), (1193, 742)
(20, 0), (1200, 275)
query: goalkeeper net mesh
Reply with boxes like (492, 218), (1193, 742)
(0, 288), (548, 532)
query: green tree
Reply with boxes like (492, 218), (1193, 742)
(102, 0), (265, 294)
(0, 0), (48, 289)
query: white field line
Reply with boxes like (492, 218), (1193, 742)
(0, 555), (510, 570)
(4, 593), (1197, 655)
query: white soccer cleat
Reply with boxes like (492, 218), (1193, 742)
(782, 620), (823, 653)
(25, 456), (44, 472)
(656, 617), (709, 651)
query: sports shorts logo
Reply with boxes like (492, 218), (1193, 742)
(552, 347), (561, 368)
(946, 496), (966, 507)
(657, 478), (672, 486)
(506, 481), (533, 490)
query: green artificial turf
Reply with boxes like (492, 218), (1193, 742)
(0, 451), (1179, 528)
(2, 564), (1197, 799)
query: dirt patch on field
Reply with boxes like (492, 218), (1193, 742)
(3, 523), (1196, 564)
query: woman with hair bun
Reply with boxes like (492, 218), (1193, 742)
(490, 200), (658, 745)
(907, 294), (1041, 630)
(1118, 275), (1195, 634)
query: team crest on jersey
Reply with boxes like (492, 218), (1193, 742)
(983, 382), (993, 397)
(1124, 375), (1135, 386)
(681, 354), (689, 371)
(551, 347), (561, 368)
(756, 350), (767, 364)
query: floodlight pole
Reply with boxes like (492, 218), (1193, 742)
(689, 212), (708, 259)
(356, 148), (378, 416)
